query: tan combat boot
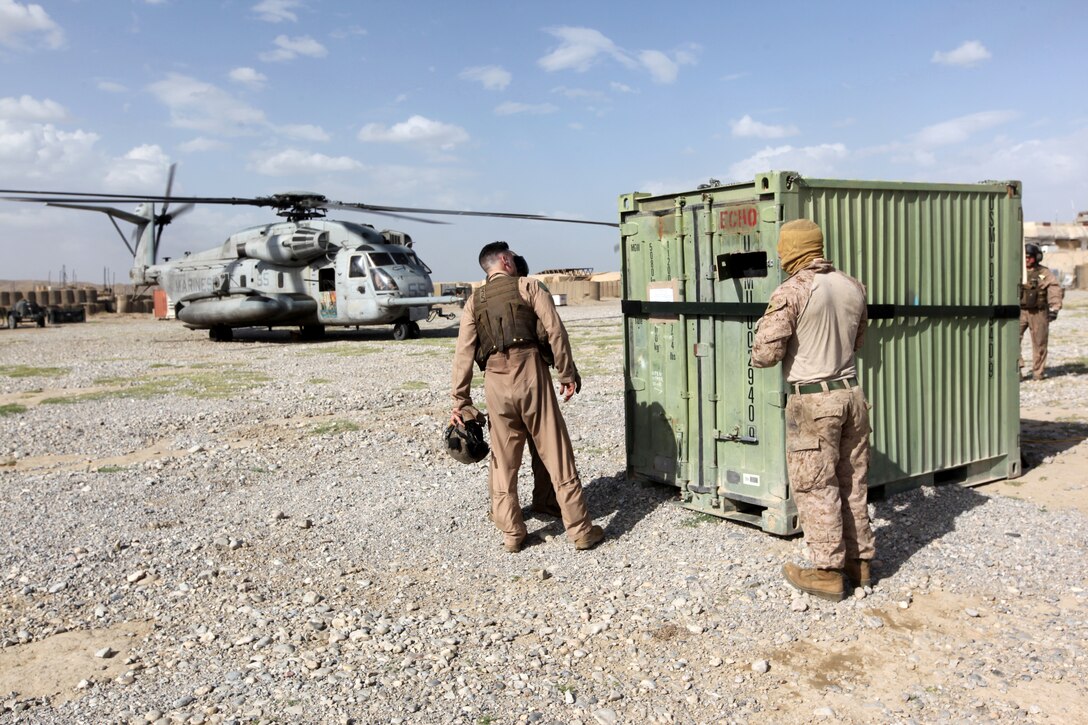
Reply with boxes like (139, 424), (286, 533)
(844, 559), (872, 588)
(574, 525), (605, 550)
(782, 563), (845, 602)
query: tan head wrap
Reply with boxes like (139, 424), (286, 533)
(777, 219), (824, 275)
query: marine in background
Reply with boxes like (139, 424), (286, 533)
(1019, 243), (1063, 381)
(511, 253), (583, 519)
(751, 219), (876, 602)
(451, 242), (603, 553)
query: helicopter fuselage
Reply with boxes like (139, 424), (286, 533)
(145, 219), (458, 336)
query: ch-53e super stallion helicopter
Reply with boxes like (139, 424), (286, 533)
(0, 166), (616, 341)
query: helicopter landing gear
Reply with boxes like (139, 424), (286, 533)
(209, 324), (233, 342)
(393, 321), (421, 340)
(300, 323), (325, 341)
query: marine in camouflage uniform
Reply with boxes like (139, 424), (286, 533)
(451, 243), (603, 553)
(1018, 243), (1063, 381)
(751, 219), (875, 601)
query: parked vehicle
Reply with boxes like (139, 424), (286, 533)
(7, 298), (47, 329)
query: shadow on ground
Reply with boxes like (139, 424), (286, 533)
(871, 484), (991, 583)
(1040, 361), (1088, 379)
(1020, 418), (1088, 470)
(203, 322), (461, 344)
(526, 471), (675, 544)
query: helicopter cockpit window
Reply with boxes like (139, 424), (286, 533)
(368, 252), (395, 267)
(318, 267), (335, 292)
(349, 255), (368, 278)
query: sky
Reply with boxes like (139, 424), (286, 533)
(1, 0), (1086, 284)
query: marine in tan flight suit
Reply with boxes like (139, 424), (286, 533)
(451, 242), (603, 553)
(512, 253), (580, 519)
(1019, 243), (1063, 381)
(751, 219), (876, 602)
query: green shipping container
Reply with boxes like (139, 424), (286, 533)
(620, 172), (1022, 535)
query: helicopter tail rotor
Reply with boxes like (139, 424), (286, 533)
(153, 163), (194, 261)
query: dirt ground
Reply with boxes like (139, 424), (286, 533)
(2, 299), (1086, 721)
(982, 405), (1088, 517)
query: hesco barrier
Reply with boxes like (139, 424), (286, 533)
(620, 172), (1022, 534)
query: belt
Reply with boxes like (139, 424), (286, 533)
(791, 377), (859, 395)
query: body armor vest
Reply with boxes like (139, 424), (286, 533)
(473, 275), (542, 368)
(1020, 267), (1042, 310)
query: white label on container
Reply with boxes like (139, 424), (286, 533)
(742, 473), (760, 487)
(648, 287), (675, 302)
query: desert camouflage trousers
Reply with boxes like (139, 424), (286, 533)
(484, 346), (593, 547)
(1018, 309), (1050, 380)
(785, 386), (875, 569)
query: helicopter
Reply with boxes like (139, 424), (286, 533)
(0, 167), (617, 341)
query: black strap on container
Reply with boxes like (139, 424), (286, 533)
(621, 300), (1020, 320)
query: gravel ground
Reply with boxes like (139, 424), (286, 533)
(1, 295), (1086, 724)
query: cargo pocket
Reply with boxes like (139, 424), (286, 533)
(786, 435), (826, 493)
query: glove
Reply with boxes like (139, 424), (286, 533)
(1048, 309), (1058, 322)
(459, 404), (485, 424)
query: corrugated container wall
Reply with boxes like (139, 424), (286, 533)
(620, 172), (1021, 534)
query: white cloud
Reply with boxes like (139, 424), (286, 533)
(0, 95), (67, 122)
(914, 110), (1017, 147)
(103, 144), (171, 191)
(459, 65), (512, 91)
(553, 86), (606, 101)
(277, 123), (329, 141)
(932, 40), (991, 67)
(0, 0), (64, 49)
(537, 27), (695, 84)
(610, 82), (636, 94)
(229, 67), (267, 89)
(494, 102), (558, 116)
(178, 137), (227, 153)
(259, 34), (327, 62)
(0, 119), (98, 179)
(638, 50), (680, 84)
(357, 115), (469, 151)
(252, 0), (302, 23)
(147, 73), (267, 136)
(726, 143), (849, 182)
(538, 26), (635, 73)
(730, 114), (799, 139)
(96, 80), (128, 93)
(250, 148), (362, 176)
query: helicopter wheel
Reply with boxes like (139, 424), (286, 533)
(209, 325), (233, 342)
(393, 321), (411, 341)
(408, 321), (421, 339)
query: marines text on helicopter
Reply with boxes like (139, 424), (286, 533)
(0, 166), (616, 341)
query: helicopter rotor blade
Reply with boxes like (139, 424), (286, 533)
(331, 202), (619, 228)
(322, 202), (448, 225)
(1, 188), (619, 227)
(154, 163), (179, 257)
